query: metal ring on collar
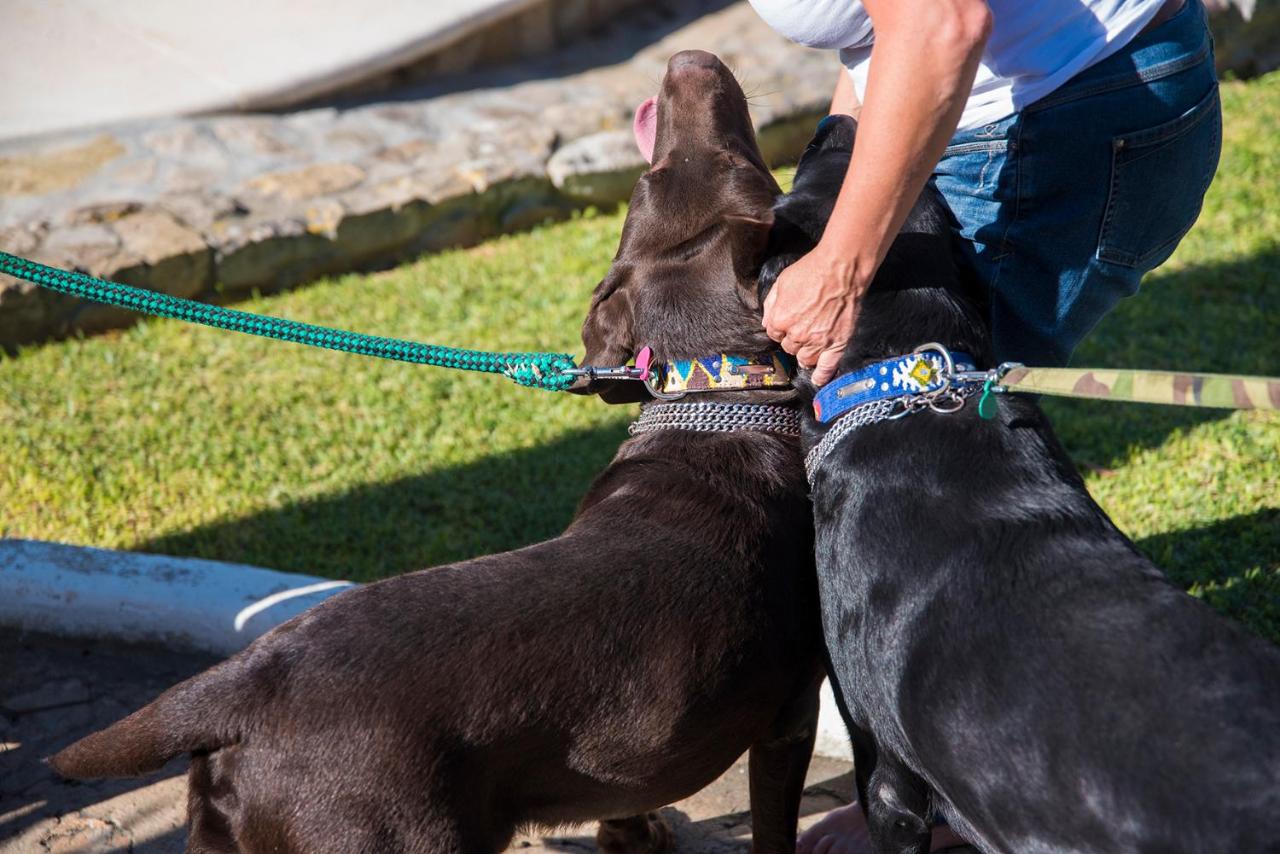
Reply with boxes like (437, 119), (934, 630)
(912, 341), (957, 398)
(645, 370), (687, 401)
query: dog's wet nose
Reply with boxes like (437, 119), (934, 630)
(667, 50), (721, 75)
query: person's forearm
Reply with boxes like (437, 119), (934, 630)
(820, 0), (991, 283)
(830, 69), (861, 119)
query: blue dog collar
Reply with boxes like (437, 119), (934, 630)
(813, 349), (977, 423)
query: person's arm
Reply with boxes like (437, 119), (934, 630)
(763, 0), (992, 385)
(830, 68), (860, 119)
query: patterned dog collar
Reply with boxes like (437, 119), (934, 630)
(813, 349), (977, 423)
(629, 401), (800, 437)
(648, 352), (795, 399)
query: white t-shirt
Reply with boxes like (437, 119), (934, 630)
(748, 0), (1170, 129)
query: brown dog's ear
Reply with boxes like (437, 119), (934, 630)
(725, 211), (776, 305)
(571, 271), (651, 403)
(726, 211), (775, 261)
(725, 212), (774, 241)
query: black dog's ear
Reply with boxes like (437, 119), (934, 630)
(570, 270), (651, 404)
(756, 117), (857, 305)
(800, 114), (857, 166)
(757, 210), (811, 305)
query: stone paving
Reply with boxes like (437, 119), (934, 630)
(0, 0), (833, 350)
(0, 629), (856, 853)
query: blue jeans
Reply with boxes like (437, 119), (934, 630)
(934, 0), (1222, 367)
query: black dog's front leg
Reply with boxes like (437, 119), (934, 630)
(865, 750), (931, 854)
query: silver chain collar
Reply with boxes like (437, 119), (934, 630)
(804, 385), (981, 482)
(629, 401), (801, 437)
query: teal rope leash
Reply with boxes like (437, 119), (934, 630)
(0, 251), (577, 392)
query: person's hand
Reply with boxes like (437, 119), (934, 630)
(762, 242), (867, 386)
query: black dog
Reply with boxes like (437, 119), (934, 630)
(763, 115), (1280, 853)
(50, 51), (825, 853)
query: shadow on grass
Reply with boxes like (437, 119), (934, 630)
(1044, 245), (1279, 470)
(136, 420), (630, 583)
(1136, 508), (1280, 642)
(1034, 247), (1279, 643)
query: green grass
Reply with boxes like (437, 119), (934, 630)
(2, 75), (1278, 642)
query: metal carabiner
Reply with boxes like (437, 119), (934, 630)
(947, 361), (1023, 394)
(561, 365), (647, 381)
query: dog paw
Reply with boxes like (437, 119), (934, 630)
(596, 811), (673, 854)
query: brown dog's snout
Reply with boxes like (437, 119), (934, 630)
(667, 49), (720, 75)
(647, 49), (756, 169)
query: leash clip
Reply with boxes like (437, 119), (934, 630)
(561, 365), (647, 381)
(909, 343), (1022, 417)
(562, 346), (657, 383)
(934, 350), (1023, 420)
(947, 360), (1022, 394)
(919, 342), (1023, 397)
(563, 345), (685, 399)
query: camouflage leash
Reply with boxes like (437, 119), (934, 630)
(807, 345), (1277, 481)
(969, 361), (1279, 415)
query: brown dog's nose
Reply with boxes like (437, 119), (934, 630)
(667, 49), (720, 74)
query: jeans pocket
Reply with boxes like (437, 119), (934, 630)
(1097, 84), (1222, 269)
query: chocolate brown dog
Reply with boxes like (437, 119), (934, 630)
(49, 51), (824, 853)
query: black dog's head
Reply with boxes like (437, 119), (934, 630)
(760, 113), (992, 398)
(573, 51), (783, 403)
(758, 113), (857, 306)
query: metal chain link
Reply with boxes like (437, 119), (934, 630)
(804, 386), (981, 481)
(629, 402), (801, 437)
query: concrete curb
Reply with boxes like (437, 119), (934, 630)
(0, 537), (853, 759)
(0, 539), (353, 656)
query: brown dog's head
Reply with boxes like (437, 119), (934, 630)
(575, 50), (782, 403)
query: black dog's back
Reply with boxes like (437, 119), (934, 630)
(769, 114), (1280, 852)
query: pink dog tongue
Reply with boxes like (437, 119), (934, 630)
(633, 96), (657, 164)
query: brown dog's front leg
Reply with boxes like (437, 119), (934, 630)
(596, 812), (672, 854)
(748, 679), (822, 853)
